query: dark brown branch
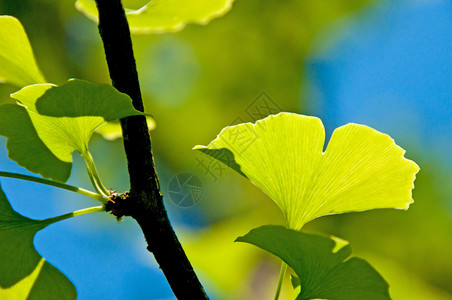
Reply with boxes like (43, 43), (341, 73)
(94, 0), (208, 298)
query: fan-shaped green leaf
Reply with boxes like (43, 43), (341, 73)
(0, 184), (76, 299)
(75, 0), (234, 34)
(236, 225), (390, 300)
(0, 79), (143, 182)
(0, 16), (46, 87)
(194, 112), (420, 229)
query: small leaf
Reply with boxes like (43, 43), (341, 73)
(180, 214), (263, 294)
(75, 0), (234, 34)
(0, 79), (143, 182)
(194, 112), (420, 229)
(236, 225), (390, 300)
(95, 116), (156, 141)
(0, 16), (46, 87)
(0, 184), (76, 299)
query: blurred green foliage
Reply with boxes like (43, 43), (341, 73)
(1, 0), (451, 299)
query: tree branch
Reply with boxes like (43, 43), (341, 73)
(94, 0), (208, 298)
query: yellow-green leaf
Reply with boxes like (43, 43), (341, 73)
(75, 0), (234, 34)
(194, 112), (420, 229)
(0, 16), (46, 87)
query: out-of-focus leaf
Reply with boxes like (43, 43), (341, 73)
(0, 79), (143, 182)
(194, 112), (419, 229)
(95, 116), (156, 141)
(0, 184), (76, 299)
(236, 225), (390, 300)
(180, 214), (262, 296)
(0, 16), (46, 87)
(359, 252), (452, 300)
(75, 0), (234, 34)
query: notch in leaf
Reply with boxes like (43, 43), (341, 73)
(236, 225), (391, 300)
(194, 112), (420, 229)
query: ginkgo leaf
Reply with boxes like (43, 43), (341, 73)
(0, 184), (76, 299)
(236, 225), (390, 300)
(0, 79), (143, 182)
(194, 112), (420, 229)
(75, 0), (234, 34)
(0, 16), (46, 87)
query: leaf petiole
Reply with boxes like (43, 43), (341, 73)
(41, 205), (106, 225)
(274, 262), (287, 300)
(0, 171), (107, 203)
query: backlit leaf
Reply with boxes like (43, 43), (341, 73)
(0, 184), (76, 299)
(180, 213), (264, 295)
(0, 16), (46, 87)
(236, 225), (390, 300)
(75, 0), (234, 34)
(194, 112), (419, 229)
(0, 79), (143, 182)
